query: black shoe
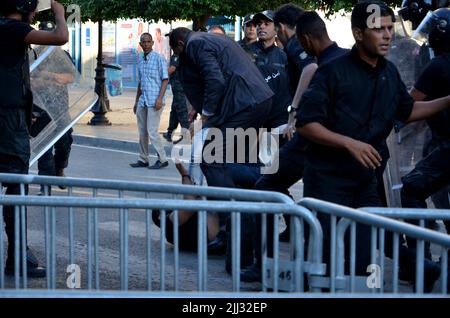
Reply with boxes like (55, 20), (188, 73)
(207, 230), (227, 255)
(130, 160), (149, 168)
(56, 169), (67, 189)
(26, 247), (39, 268)
(38, 185), (51, 196)
(240, 263), (262, 283)
(4, 265), (46, 278)
(398, 249), (441, 293)
(148, 160), (169, 169)
(163, 132), (172, 142)
(279, 228), (290, 243)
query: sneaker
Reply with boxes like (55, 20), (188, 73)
(56, 169), (67, 189)
(148, 160), (169, 169)
(162, 132), (172, 142)
(129, 160), (149, 168)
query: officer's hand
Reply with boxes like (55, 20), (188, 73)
(188, 110), (198, 123)
(154, 98), (163, 111)
(283, 112), (297, 140)
(133, 103), (137, 115)
(346, 139), (382, 170)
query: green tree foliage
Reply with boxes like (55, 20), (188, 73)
(50, 0), (403, 23)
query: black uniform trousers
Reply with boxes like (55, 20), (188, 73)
(38, 128), (73, 176)
(401, 141), (450, 248)
(200, 99), (271, 271)
(303, 169), (382, 276)
(252, 145), (305, 266)
(0, 108), (30, 265)
(167, 86), (189, 133)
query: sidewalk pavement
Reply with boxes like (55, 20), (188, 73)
(73, 87), (179, 154)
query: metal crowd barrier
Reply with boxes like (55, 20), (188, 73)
(2, 173), (449, 297)
(0, 173), (324, 296)
(300, 198), (450, 295)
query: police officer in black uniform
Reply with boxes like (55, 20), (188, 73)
(240, 10), (348, 283)
(162, 53), (189, 143)
(250, 11), (288, 73)
(401, 8), (450, 275)
(0, 0), (68, 277)
(237, 14), (257, 55)
(297, 0), (450, 290)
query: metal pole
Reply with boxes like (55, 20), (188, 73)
(88, 19), (111, 125)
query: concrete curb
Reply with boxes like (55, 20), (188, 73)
(73, 134), (174, 156)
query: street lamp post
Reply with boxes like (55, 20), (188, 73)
(88, 19), (111, 126)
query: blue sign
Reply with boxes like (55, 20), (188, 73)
(86, 28), (91, 46)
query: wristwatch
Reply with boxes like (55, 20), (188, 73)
(287, 105), (297, 113)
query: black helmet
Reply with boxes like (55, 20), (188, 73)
(429, 8), (450, 50)
(413, 8), (450, 50)
(398, 0), (449, 29)
(12, 0), (38, 14)
(399, 0), (434, 29)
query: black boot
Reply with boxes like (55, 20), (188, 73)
(399, 246), (441, 293)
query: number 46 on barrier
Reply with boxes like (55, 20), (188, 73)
(264, 259), (295, 292)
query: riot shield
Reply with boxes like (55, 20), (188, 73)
(383, 21), (431, 207)
(29, 46), (98, 167)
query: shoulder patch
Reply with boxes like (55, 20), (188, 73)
(299, 52), (308, 60)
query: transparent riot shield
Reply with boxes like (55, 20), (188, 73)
(29, 46), (98, 166)
(383, 21), (431, 207)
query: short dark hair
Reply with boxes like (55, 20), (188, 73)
(0, 0), (18, 16)
(273, 3), (304, 28)
(168, 27), (192, 48)
(351, 0), (395, 30)
(209, 25), (226, 34)
(296, 11), (328, 40)
(140, 32), (152, 41)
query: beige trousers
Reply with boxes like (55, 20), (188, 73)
(136, 106), (167, 163)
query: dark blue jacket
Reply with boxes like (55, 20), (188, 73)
(178, 32), (274, 127)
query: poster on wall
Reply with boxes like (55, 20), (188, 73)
(117, 20), (148, 87)
(103, 21), (116, 65)
(150, 24), (171, 62)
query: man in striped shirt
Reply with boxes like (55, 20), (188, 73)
(130, 32), (169, 169)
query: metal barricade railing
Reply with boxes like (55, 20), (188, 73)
(0, 173), (294, 203)
(0, 173), (296, 294)
(0, 173), (324, 296)
(299, 198), (450, 295)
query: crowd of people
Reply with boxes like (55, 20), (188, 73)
(1, 0), (450, 293)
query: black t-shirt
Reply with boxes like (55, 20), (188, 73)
(0, 18), (33, 108)
(414, 53), (450, 140)
(250, 41), (288, 72)
(284, 36), (316, 95)
(297, 47), (414, 182)
(169, 54), (182, 87)
(256, 64), (292, 127)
